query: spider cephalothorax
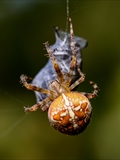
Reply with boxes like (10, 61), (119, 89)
(20, 17), (98, 135)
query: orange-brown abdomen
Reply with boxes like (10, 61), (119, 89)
(48, 92), (92, 135)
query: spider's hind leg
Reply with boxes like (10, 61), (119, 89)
(81, 81), (99, 99)
(24, 97), (51, 113)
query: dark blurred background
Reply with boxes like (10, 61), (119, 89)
(0, 0), (120, 159)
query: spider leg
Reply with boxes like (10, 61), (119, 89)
(69, 64), (85, 90)
(81, 81), (99, 99)
(20, 74), (52, 95)
(42, 101), (52, 112)
(65, 17), (77, 87)
(24, 97), (51, 112)
(44, 42), (65, 83)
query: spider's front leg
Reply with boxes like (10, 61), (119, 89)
(44, 42), (65, 84)
(81, 81), (99, 99)
(65, 17), (77, 87)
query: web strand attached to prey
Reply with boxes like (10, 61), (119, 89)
(66, 0), (69, 33)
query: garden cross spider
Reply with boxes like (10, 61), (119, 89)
(20, 17), (99, 135)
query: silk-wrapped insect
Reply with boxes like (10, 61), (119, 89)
(32, 26), (87, 102)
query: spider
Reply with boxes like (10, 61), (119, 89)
(20, 17), (99, 135)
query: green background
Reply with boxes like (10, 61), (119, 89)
(0, 0), (120, 159)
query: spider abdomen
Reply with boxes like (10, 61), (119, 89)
(48, 92), (92, 135)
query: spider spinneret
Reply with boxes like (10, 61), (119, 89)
(20, 17), (99, 135)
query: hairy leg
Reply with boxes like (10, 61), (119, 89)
(20, 74), (52, 95)
(81, 81), (99, 99)
(44, 42), (65, 83)
(65, 17), (77, 87)
(69, 65), (85, 90)
(24, 97), (51, 112)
